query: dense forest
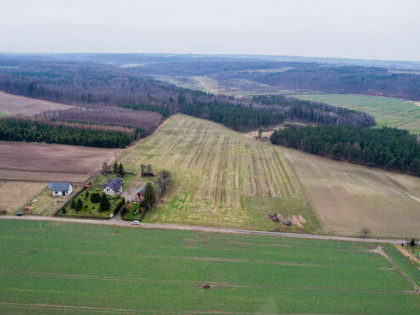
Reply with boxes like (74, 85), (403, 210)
(119, 104), (171, 117)
(0, 118), (134, 148)
(0, 58), (377, 131)
(180, 102), (285, 131)
(270, 125), (420, 176)
(252, 95), (375, 127)
(241, 65), (420, 101)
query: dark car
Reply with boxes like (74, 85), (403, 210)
(15, 212), (24, 216)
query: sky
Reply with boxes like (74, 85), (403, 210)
(0, 0), (419, 61)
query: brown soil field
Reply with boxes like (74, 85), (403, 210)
(0, 91), (73, 116)
(0, 181), (47, 213)
(0, 141), (121, 183)
(282, 147), (420, 239)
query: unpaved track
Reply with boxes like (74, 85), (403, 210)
(0, 215), (406, 245)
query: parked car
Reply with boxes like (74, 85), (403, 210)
(131, 220), (140, 225)
(15, 212), (24, 216)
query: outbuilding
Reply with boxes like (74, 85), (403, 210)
(49, 182), (73, 196)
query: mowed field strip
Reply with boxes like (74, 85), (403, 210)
(283, 148), (420, 239)
(0, 141), (121, 183)
(292, 93), (420, 134)
(0, 220), (419, 314)
(0, 91), (73, 116)
(118, 114), (316, 231)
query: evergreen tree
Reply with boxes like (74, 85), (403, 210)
(76, 199), (83, 211)
(113, 162), (119, 174)
(143, 183), (156, 211)
(119, 163), (125, 176)
(99, 194), (111, 212)
(71, 199), (76, 209)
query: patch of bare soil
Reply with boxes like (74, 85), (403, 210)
(0, 141), (121, 183)
(0, 91), (73, 116)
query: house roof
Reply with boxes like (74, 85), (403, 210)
(136, 185), (146, 195)
(50, 182), (72, 192)
(104, 177), (123, 192)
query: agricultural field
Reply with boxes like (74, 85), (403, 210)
(0, 141), (122, 183)
(282, 147), (420, 239)
(0, 91), (73, 116)
(0, 181), (46, 214)
(0, 220), (419, 314)
(118, 114), (316, 232)
(291, 93), (420, 134)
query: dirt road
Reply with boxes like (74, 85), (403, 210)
(0, 215), (406, 245)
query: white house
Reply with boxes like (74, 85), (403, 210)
(103, 177), (123, 196)
(49, 183), (73, 196)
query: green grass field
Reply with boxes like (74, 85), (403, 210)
(0, 220), (419, 314)
(118, 114), (317, 232)
(291, 94), (420, 134)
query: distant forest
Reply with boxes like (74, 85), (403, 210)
(0, 59), (376, 131)
(270, 125), (420, 176)
(252, 95), (375, 127)
(239, 65), (420, 101)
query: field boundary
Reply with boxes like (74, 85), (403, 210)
(0, 216), (406, 245)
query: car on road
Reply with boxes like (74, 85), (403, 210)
(15, 212), (24, 216)
(131, 220), (140, 225)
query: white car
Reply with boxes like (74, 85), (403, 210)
(131, 220), (140, 225)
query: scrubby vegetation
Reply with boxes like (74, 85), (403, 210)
(271, 125), (420, 176)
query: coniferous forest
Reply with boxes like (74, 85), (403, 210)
(0, 118), (134, 148)
(270, 125), (420, 176)
(180, 102), (285, 131)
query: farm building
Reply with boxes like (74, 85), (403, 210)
(135, 185), (146, 202)
(49, 182), (73, 196)
(103, 177), (123, 196)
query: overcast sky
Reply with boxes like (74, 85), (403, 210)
(0, 0), (419, 61)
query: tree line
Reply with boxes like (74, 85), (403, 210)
(0, 118), (134, 148)
(119, 104), (171, 117)
(252, 95), (376, 127)
(270, 125), (420, 176)
(180, 101), (285, 131)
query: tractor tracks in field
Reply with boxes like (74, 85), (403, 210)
(0, 269), (415, 296)
(371, 246), (420, 294)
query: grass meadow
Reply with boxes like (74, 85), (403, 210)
(291, 94), (420, 134)
(0, 220), (419, 314)
(118, 114), (317, 232)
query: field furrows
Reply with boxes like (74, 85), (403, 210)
(118, 115), (310, 230)
(2, 221), (420, 314)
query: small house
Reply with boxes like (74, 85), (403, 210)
(103, 177), (123, 196)
(49, 183), (73, 197)
(135, 185), (146, 202)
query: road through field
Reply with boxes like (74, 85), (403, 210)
(0, 216), (406, 245)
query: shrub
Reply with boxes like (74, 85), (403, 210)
(90, 193), (101, 203)
(76, 199), (83, 211)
